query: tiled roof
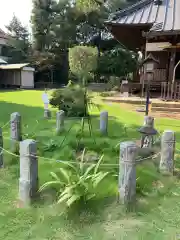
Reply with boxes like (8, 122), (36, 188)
(0, 63), (29, 70)
(106, 0), (180, 34)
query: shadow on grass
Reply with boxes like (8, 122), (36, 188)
(0, 100), (46, 122)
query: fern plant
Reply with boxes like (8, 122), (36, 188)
(39, 150), (114, 208)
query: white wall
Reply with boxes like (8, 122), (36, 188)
(21, 70), (34, 88)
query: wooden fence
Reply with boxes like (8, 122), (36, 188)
(161, 82), (180, 101)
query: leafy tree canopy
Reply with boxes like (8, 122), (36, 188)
(98, 46), (138, 78)
(69, 46), (98, 84)
(6, 15), (31, 63)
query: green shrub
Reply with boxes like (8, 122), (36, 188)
(50, 85), (90, 117)
(39, 150), (116, 209)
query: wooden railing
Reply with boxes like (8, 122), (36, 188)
(161, 82), (180, 100)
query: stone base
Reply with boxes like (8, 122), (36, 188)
(44, 109), (51, 119)
(19, 179), (31, 206)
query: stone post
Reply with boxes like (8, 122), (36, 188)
(10, 112), (21, 152)
(0, 128), (3, 168)
(19, 139), (38, 206)
(56, 110), (65, 134)
(44, 109), (51, 119)
(119, 141), (137, 205)
(159, 130), (175, 175)
(100, 111), (108, 134)
(141, 116), (154, 148)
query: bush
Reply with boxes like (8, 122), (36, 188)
(39, 150), (116, 209)
(50, 85), (90, 117)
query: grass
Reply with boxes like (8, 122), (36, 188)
(1, 90), (180, 239)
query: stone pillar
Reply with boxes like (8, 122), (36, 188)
(0, 128), (3, 168)
(119, 141), (137, 205)
(159, 130), (175, 175)
(56, 110), (65, 134)
(100, 111), (108, 134)
(44, 109), (51, 119)
(141, 116), (154, 148)
(19, 139), (38, 206)
(10, 112), (22, 152)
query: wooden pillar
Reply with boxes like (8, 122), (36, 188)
(141, 41), (147, 97)
(168, 48), (176, 83)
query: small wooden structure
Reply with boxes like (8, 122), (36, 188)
(105, 0), (180, 99)
(0, 63), (35, 89)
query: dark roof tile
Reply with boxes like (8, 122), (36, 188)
(106, 0), (180, 33)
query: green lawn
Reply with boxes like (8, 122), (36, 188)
(1, 90), (180, 239)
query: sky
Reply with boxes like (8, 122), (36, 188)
(0, 0), (32, 31)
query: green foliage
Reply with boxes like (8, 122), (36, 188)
(76, 0), (130, 15)
(31, 0), (78, 83)
(6, 15), (31, 63)
(39, 150), (116, 208)
(69, 46), (98, 85)
(43, 140), (60, 152)
(98, 46), (138, 77)
(1, 90), (180, 239)
(31, 0), (78, 53)
(31, 0), (57, 51)
(75, 0), (139, 44)
(30, 0), (140, 84)
(76, 0), (102, 13)
(106, 76), (121, 91)
(50, 85), (89, 117)
(136, 165), (160, 195)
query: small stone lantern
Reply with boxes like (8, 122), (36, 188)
(141, 54), (159, 115)
(138, 116), (158, 148)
